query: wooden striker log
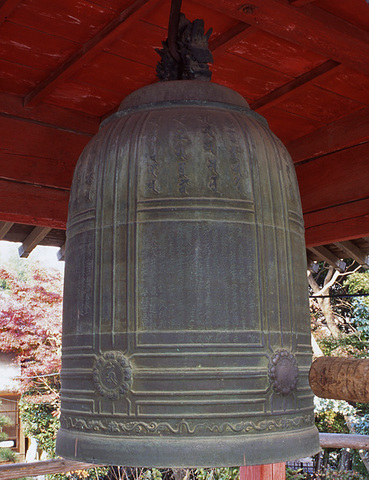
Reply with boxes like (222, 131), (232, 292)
(309, 356), (369, 403)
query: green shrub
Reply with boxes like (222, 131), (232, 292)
(0, 400), (16, 463)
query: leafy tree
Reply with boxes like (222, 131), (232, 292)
(344, 272), (369, 341)
(309, 265), (369, 478)
(0, 254), (108, 478)
(0, 402), (16, 463)
(0, 258), (62, 401)
(308, 262), (360, 339)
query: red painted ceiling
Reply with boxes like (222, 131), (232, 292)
(1, 0), (369, 247)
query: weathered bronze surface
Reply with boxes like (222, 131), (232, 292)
(56, 80), (320, 467)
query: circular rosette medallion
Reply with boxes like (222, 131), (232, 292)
(269, 349), (298, 396)
(93, 351), (132, 400)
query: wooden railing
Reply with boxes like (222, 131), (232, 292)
(0, 458), (97, 480)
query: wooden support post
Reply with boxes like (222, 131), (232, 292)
(18, 226), (52, 258)
(0, 221), (13, 240)
(240, 463), (285, 480)
(310, 356), (369, 403)
(57, 242), (66, 261)
(306, 253), (319, 273)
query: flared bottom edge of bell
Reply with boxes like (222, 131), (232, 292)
(56, 425), (320, 468)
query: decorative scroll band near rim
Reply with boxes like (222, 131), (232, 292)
(60, 414), (314, 436)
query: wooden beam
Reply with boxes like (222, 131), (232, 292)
(0, 221), (13, 240)
(250, 60), (339, 112)
(287, 107), (369, 164)
(295, 142), (369, 217)
(304, 197), (369, 238)
(0, 116), (90, 164)
(18, 226), (52, 258)
(209, 23), (253, 54)
(197, 0), (369, 76)
(307, 246), (346, 272)
(0, 458), (96, 480)
(0, 179), (68, 229)
(57, 242), (66, 262)
(310, 356), (369, 403)
(289, 0), (317, 5)
(0, 92), (99, 136)
(305, 212), (369, 248)
(335, 240), (369, 268)
(320, 433), (369, 450)
(0, 114), (89, 191)
(24, 0), (160, 107)
(0, 153), (76, 190)
(0, 0), (21, 27)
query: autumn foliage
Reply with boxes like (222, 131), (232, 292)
(0, 259), (63, 400)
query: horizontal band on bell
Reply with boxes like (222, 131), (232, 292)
(100, 100), (268, 129)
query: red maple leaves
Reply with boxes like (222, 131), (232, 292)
(0, 262), (63, 397)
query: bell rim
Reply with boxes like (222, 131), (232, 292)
(56, 425), (320, 468)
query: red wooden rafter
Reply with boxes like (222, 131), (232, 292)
(0, 0), (21, 26)
(251, 60), (339, 112)
(197, 0), (369, 76)
(23, 0), (162, 108)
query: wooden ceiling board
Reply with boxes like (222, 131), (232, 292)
(141, 0), (238, 36)
(180, 0), (239, 39)
(119, 0), (167, 28)
(296, 2), (369, 45)
(226, 28), (326, 77)
(0, 92), (99, 135)
(73, 51), (155, 95)
(105, 20), (166, 68)
(0, 153), (75, 190)
(0, 0), (22, 26)
(86, 0), (137, 12)
(314, 0), (369, 33)
(274, 84), (364, 124)
(0, 179), (69, 229)
(44, 80), (126, 116)
(197, 0), (369, 77)
(251, 60), (340, 113)
(287, 106), (369, 164)
(262, 106), (323, 145)
(0, 116), (90, 162)
(313, 65), (369, 106)
(0, 22), (78, 71)
(0, 59), (45, 96)
(212, 52), (292, 101)
(0, 0), (368, 248)
(9, 0), (116, 44)
(23, 0), (161, 107)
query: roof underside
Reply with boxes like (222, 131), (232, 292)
(1, 0), (369, 250)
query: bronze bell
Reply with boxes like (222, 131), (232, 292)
(56, 79), (320, 467)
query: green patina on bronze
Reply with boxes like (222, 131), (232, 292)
(56, 80), (320, 467)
